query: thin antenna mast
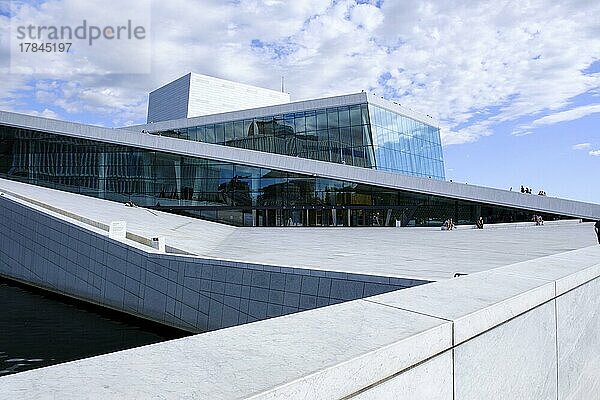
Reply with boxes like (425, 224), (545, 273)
(281, 76), (285, 93)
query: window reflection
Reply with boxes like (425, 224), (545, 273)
(152, 104), (380, 171)
(159, 102), (444, 178)
(368, 105), (445, 179)
(0, 125), (569, 228)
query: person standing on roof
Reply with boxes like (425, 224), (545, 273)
(476, 217), (484, 229)
(595, 220), (600, 244)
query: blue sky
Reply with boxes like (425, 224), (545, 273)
(1, 0), (599, 203)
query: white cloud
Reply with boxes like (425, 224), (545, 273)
(515, 104), (600, 135)
(572, 143), (591, 150)
(0, 0), (599, 139)
(532, 104), (600, 125)
(590, 150), (600, 157)
(440, 121), (494, 145)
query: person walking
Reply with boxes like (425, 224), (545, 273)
(595, 220), (600, 244)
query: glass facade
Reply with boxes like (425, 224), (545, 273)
(152, 102), (445, 179)
(155, 103), (376, 168)
(0, 125), (569, 227)
(368, 105), (444, 179)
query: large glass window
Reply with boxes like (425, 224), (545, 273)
(152, 103), (378, 170)
(368, 105), (445, 179)
(149, 101), (446, 180)
(0, 125), (571, 228)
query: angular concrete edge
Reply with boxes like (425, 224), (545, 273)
(1, 245), (598, 398)
(490, 246), (600, 296)
(0, 191), (424, 334)
(244, 311), (452, 400)
(451, 278), (555, 345)
(369, 245), (600, 345)
(368, 270), (554, 345)
(0, 300), (452, 400)
(1, 185), (600, 398)
(246, 246), (600, 397)
(0, 188), (428, 287)
(0, 191), (156, 254)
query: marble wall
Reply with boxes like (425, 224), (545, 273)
(355, 290), (600, 400)
(0, 195), (421, 333)
(343, 251), (600, 399)
(351, 351), (453, 400)
(454, 300), (558, 400)
(1, 192), (600, 399)
(556, 276), (600, 400)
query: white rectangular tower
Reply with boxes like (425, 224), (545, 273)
(147, 73), (291, 123)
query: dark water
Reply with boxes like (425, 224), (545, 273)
(0, 278), (188, 376)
